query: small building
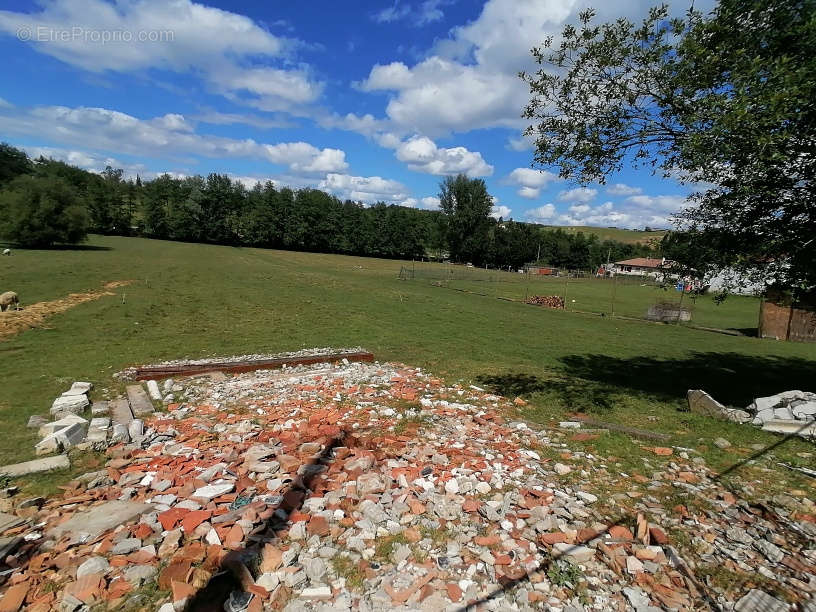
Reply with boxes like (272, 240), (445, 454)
(611, 257), (670, 278)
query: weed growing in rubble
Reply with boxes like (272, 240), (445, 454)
(331, 555), (365, 591)
(547, 559), (583, 588)
(419, 524), (453, 547)
(40, 579), (63, 594)
(115, 578), (170, 611)
(411, 546), (429, 563)
(373, 533), (409, 563)
(393, 413), (431, 434)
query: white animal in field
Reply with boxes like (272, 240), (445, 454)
(2, 249), (9, 256)
(0, 291), (19, 311)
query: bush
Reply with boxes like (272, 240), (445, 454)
(0, 175), (88, 247)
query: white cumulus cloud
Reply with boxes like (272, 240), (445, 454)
(359, 57), (526, 137)
(491, 205), (512, 220)
(557, 187), (597, 204)
(625, 194), (688, 212)
(0, 103), (347, 176)
(526, 204), (556, 222)
(23, 145), (147, 177)
(507, 167), (560, 199)
(0, 0), (322, 113)
(552, 195), (689, 229)
(357, 0), (714, 138)
(606, 183), (642, 196)
(395, 136), (492, 176)
(319, 173), (409, 204)
(401, 196), (442, 209)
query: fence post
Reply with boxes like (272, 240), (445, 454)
(563, 274), (569, 310)
(611, 273), (617, 317)
(525, 268), (530, 303)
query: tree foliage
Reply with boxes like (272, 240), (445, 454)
(521, 0), (816, 292)
(0, 143), (654, 267)
(0, 142), (33, 189)
(439, 174), (493, 265)
(0, 174), (88, 247)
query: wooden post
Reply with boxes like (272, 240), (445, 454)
(564, 274), (569, 310)
(611, 273), (617, 317)
(785, 301), (795, 341)
(524, 268), (530, 302)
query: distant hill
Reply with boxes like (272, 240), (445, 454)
(541, 225), (667, 245)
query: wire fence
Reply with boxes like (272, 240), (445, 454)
(398, 261), (762, 332)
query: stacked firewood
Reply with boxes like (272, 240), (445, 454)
(525, 295), (565, 309)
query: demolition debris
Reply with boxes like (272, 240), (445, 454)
(0, 355), (814, 611)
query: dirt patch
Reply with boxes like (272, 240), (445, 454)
(0, 280), (133, 341)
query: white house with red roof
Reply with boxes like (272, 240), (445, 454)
(611, 257), (671, 278)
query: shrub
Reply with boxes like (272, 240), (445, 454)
(0, 174), (88, 247)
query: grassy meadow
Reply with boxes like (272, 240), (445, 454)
(407, 261), (761, 331)
(0, 235), (814, 497)
(540, 225), (666, 245)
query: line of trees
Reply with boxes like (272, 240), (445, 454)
(0, 143), (655, 270)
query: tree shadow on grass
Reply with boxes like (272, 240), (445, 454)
(475, 372), (616, 413)
(727, 327), (758, 337)
(479, 352), (816, 410)
(557, 352), (815, 407)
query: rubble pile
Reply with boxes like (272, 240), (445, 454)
(115, 347), (367, 381)
(0, 360), (813, 611)
(688, 389), (816, 439)
(525, 295), (565, 309)
(9, 379), (164, 471)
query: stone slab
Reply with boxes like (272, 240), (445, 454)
(0, 455), (70, 477)
(0, 535), (23, 558)
(687, 389), (750, 423)
(27, 415), (47, 429)
(761, 419), (816, 437)
(89, 418), (110, 429)
(91, 401), (110, 416)
(47, 501), (153, 541)
(552, 543), (595, 563)
(50, 394), (89, 417)
(734, 589), (788, 612)
(146, 380), (162, 401)
(35, 422), (86, 456)
(126, 385), (154, 417)
(85, 428), (109, 443)
(39, 414), (88, 438)
(0, 512), (25, 533)
(110, 424), (130, 444)
(63, 382), (93, 396)
(109, 398), (133, 426)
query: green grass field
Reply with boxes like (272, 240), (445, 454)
(541, 224), (666, 244)
(1, 235), (814, 496)
(408, 261), (761, 331)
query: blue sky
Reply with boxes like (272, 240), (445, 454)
(0, 0), (712, 228)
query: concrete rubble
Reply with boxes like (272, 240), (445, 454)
(0, 357), (812, 611)
(689, 389), (816, 440)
